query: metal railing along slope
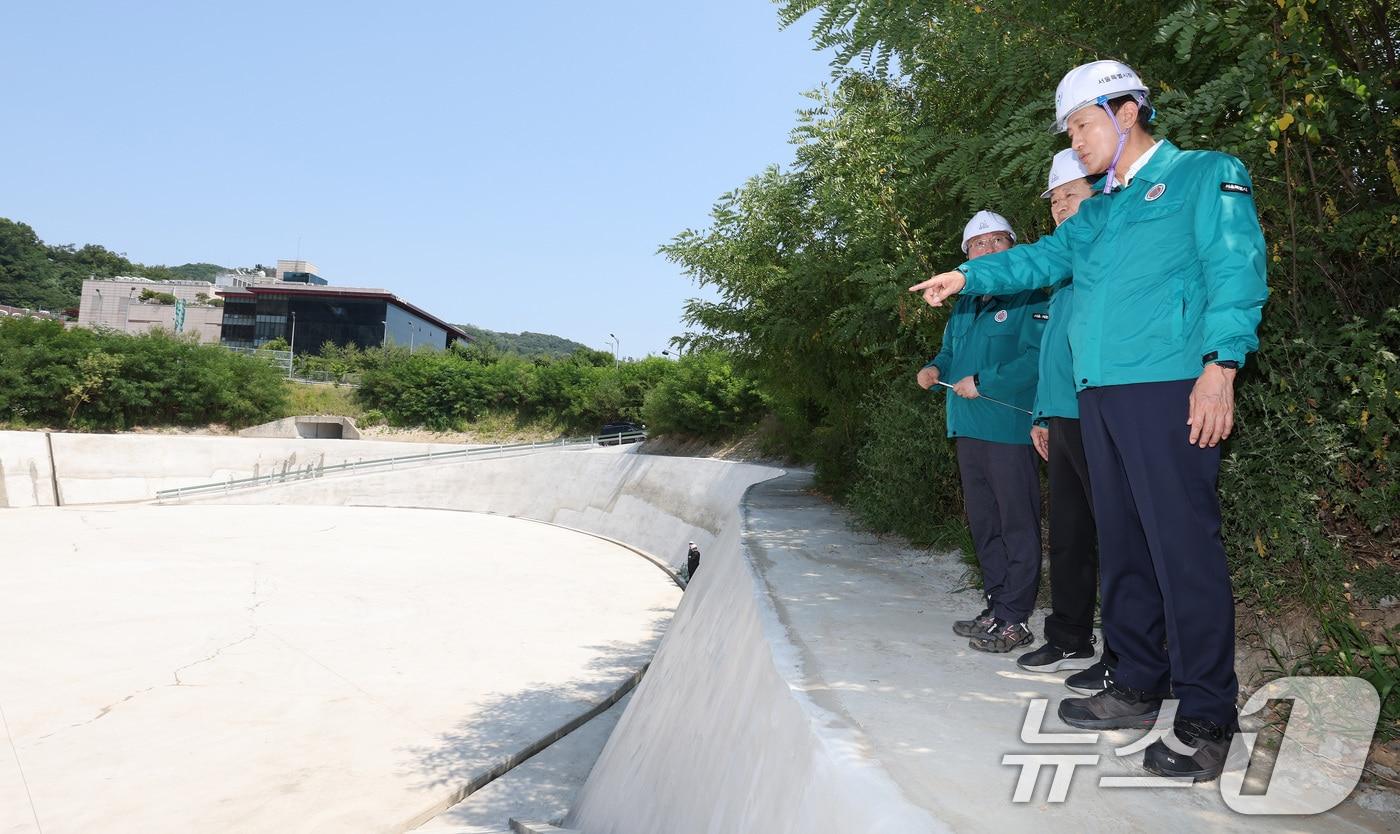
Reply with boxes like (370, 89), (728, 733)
(154, 430), (647, 503)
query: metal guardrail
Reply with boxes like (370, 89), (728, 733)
(154, 430), (648, 502)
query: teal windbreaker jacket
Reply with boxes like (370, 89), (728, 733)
(1033, 279), (1078, 423)
(925, 289), (1048, 445)
(959, 141), (1268, 390)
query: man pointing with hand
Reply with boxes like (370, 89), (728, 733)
(917, 210), (1048, 656)
(911, 60), (1267, 783)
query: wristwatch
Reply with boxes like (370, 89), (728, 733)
(1201, 350), (1239, 370)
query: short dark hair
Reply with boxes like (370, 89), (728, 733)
(1108, 95), (1155, 133)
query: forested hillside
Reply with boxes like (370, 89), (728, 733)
(0, 218), (234, 311)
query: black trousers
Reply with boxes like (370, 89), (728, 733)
(956, 438), (1042, 624)
(1044, 417), (1117, 665)
(1078, 381), (1239, 726)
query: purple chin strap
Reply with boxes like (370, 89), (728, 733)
(1097, 93), (1145, 194)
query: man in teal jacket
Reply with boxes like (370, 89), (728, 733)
(1016, 150), (1120, 694)
(909, 61), (1267, 782)
(917, 210), (1048, 654)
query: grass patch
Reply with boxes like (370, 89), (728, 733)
(356, 409), (570, 445)
(282, 382), (362, 419)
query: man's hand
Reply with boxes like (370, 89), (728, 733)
(1031, 425), (1049, 462)
(1188, 364), (1237, 447)
(953, 375), (980, 399)
(908, 270), (967, 307)
(916, 366), (940, 390)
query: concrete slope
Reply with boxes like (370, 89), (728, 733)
(0, 430), (478, 507)
(722, 473), (1395, 833)
(177, 446), (777, 577)
(181, 448), (941, 832)
(565, 475), (945, 834)
(0, 505), (677, 834)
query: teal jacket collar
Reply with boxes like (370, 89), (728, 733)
(1124, 139), (1181, 189)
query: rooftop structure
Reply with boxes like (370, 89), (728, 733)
(77, 277), (223, 341)
(216, 283), (468, 354)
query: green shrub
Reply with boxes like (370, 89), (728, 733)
(641, 352), (767, 439)
(138, 289), (178, 305)
(845, 377), (972, 553)
(0, 317), (286, 429)
(355, 348), (692, 434)
(1221, 310), (1399, 613)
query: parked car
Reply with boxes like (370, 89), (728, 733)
(597, 421), (646, 445)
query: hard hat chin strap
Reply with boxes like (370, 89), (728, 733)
(1092, 93), (1148, 195)
(1099, 96), (1130, 195)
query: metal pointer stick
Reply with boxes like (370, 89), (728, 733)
(935, 380), (1033, 415)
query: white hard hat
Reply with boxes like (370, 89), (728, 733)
(1041, 148), (1091, 198)
(1053, 60), (1149, 133)
(961, 210), (1016, 254)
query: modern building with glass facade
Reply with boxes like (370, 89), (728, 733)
(217, 284), (468, 355)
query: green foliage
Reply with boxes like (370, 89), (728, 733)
(283, 381), (362, 419)
(663, 0), (1399, 723)
(164, 263), (226, 282)
(1267, 621), (1400, 741)
(455, 323), (592, 359)
(844, 378), (971, 551)
(0, 317), (286, 430)
(351, 345), (761, 436)
(328, 336), (630, 429)
(1220, 310), (1399, 611)
(294, 342), (364, 383)
(139, 289), (179, 305)
(0, 217), (226, 311)
(641, 352), (768, 439)
(663, 77), (949, 493)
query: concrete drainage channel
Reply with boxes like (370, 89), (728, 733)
(403, 521), (688, 830)
(4, 433), (779, 832)
(431, 818), (579, 834)
(509, 821), (580, 834)
(145, 440), (689, 831)
(397, 513), (683, 832)
(399, 665), (645, 832)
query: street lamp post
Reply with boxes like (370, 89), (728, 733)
(288, 311), (297, 378)
(608, 333), (619, 370)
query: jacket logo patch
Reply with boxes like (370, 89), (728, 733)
(1032, 312), (1049, 321)
(1221, 182), (1252, 195)
(994, 310), (1008, 323)
(1144, 182), (1166, 202)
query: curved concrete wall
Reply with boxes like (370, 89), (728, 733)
(564, 485), (945, 834)
(177, 447), (766, 574)
(0, 431), (937, 831)
(0, 431), (472, 507)
(178, 448), (943, 833)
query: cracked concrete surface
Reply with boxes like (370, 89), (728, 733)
(0, 504), (679, 834)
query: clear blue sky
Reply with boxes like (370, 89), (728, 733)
(1, 1), (834, 356)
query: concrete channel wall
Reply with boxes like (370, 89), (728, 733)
(0, 431), (471, 507)
(175, 447), (940, 833)
(0, 431), (937, 832)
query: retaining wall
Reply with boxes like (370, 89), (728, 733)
(0, 431), (470, 507)
(180, 448), (940, 833)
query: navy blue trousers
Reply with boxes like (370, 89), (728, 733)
(1044, 417), (1116, 666)
(956, 438), (1042, 625)
(1078, 380), (1239, 726)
